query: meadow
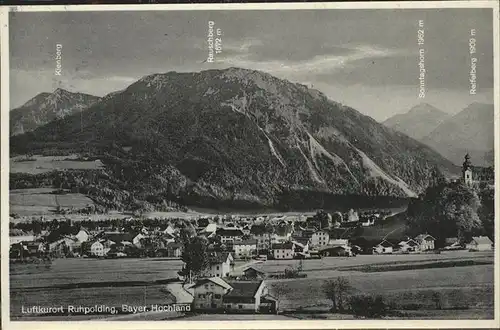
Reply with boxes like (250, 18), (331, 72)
(10, 258), (184, 318)
(10, 251), (494, 320)
(250, 251), (493, 276)
(263, 252), (494, 319)
(10, 188), (95, 217)
(10, 155), (104, 174)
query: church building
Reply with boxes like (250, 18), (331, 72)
(462, 153), (473, 187)
(461, 153), (494, 188)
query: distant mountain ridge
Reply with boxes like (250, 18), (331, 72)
(421, 102), (494, 167)
(383, 103), (450, 140)
(10, 88), (100, 136)
(11, 67), (459, 209)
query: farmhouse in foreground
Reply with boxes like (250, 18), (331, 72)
(190, 277), (276, 313)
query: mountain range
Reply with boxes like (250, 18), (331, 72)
(421, 102), (494, 167)
(382, 103), (449, 141)
(10, 68), (459, 209)
(384, 102), (494, 167)
(10, 88), (100, 136)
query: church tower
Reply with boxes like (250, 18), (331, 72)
(462, 153), (473, 187)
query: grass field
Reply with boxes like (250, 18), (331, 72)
(10, 155), (104, 174)
(9, 251), (494, 320)
(10, 258), (184, 318)
(267, 265), (493, 312)
(10, 188), (96, 217)
(249, 251), (493, 276)
(261, 251), (494, 318)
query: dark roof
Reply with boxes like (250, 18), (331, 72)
(415, 234), (436, 242)
(243, 266), (266, 275)
(271, 242), (293, 250)
(291, 237), (310, 245)
(191, 277), (232, 290)
(233, 239), (257, 246)
(401, 239), (419, 246)
(261, 295), (278, 303)
(208, 252), (232, 265)
(225, 281), (263, 298)
(319, 245), (347, 252)
(250, 225), (267, 235)
(217, 228), (244, 237)
(105, 233), (135, 244)
(376, 240), (393, 247)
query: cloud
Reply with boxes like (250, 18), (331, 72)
(217, 41), (407, 79)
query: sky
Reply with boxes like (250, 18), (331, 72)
(9, 8), (494, 121)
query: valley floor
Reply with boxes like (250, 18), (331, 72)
(9, 251), (494, 321)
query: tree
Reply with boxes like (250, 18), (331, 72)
(478, 186), (494, 240)
(406, 182), (483, 246)
(180, 236), (209, 282)
(323, 277), (353, 312)
(431, 291), (442, 310)
(315, 210), (331, 229)
(179, 222), (197, 244)
(349, 294), (390, 318)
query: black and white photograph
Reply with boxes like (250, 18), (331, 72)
(1, 2), (498, 328)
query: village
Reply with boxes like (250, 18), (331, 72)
(9, 205), (493, 316)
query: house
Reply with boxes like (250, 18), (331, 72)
(398, 238), (420, 253)
(198, 223), (217, 238)
(414, 234), (436, 251)
(242, 266), (267, 280)
(10, 241), (45, 258)
(242, 225), (251, 236)
(250, 225), (270, 250)
(9, 229), (35, 246)
(217, 228), (245, 244)
(444, 237), (462, 250)
(192, 277), (233, 310)
(254, 233), (271, 250)
(346, 209), (360, 223)
(271, 242), (294, 260)
(105, 233), (135, 246)
(24, 241), (46, 255)
(48, 236), (80, 255)
(466, 236), (493, 251)
(74, 228), (90, 243)
(310, 230), (330, 248)
(166, 242), (183, 258)
(133, 233), (145, 247)
(163, 224), (175, 236)
(224, 281), (275, 313)
(360, 216), (376, 227)
(291, 237), (310, 258)
(233, 239), (257, 260)
(202, 252), (234, 278)
(319, 245), (352, 257)
(90, 241), (105, 257)
(191, 278), (276, 313)
(328, 239), (349, 247)
(373, 240), (393, 254)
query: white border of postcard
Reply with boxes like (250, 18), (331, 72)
(1, 1), (499, 329)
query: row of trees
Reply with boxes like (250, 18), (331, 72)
(272, 277), (394, 318)
(405, 173), (494, 246)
